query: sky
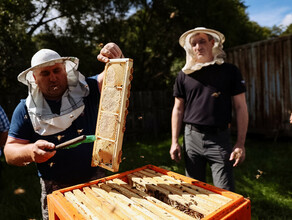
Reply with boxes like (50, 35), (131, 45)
(243, 0), (292, 28)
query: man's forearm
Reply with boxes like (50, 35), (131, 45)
(171, 108), (184, 144)
(4, 142), (34, 166)
(236, 105), (248, 146)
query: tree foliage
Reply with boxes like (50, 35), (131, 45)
(0, 0), (289, 100)
(0, 0), (35, 91)
(281, 23), (292, 36)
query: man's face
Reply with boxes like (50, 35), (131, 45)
(33, 63), (68, 100)
(190, 33), (215, 63)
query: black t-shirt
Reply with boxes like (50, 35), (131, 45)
(173, 63), (246, 127)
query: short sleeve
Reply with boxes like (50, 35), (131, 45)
(231, 65), (246, 96)
(173, 71), (186, 98)
(8, 100), (33, 141)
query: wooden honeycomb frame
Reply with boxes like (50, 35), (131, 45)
(91, 58), (133, 172)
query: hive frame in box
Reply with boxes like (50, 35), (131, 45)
(91, 58), (133, 172)
(48, 164), (251, 220)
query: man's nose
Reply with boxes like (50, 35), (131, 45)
(49, 72), (57, 81)
(194, 43), (200, 50)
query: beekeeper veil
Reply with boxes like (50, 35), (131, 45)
(179, 27), (226, 74)
(17, 49), (90, 136)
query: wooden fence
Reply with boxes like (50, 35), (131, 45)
(226, 34), (292, 137)
(124, 90), (173, 140)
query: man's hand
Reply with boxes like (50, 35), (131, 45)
(229, 145), (245, 167)
(97, 43), (124, 63)
(290, 113), (292, 124)
(30, 140), (56, 163)
(170, 143), (182, 162)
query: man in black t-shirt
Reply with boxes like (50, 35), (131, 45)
(170, 27), (248, 191)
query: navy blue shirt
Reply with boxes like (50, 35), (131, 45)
(173, 63), (246, 127)
(9, 75), (104, 184)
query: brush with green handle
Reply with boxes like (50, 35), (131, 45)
(53, 135), (96, 150)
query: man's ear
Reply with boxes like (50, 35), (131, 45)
(32, 72), (37, 82)
(211, 39), (215, 46)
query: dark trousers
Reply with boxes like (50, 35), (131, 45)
(184, 124), (234, 191)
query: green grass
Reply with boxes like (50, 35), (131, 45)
(0, 157), (41, 220)
(0, 134), (291, 219)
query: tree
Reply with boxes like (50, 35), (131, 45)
(0, 0), (35, 99)
(0, 0), (135, 102)
(0, 0), (277, 100)
(281, 23), (292, 36)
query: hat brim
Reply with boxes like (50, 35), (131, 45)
(18, 57), (78, 85)
(179, 27), (225, 47)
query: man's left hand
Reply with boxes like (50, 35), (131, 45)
(229, 145), (245, 167)
(97, 43), (124, 63)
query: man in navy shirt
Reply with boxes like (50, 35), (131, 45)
(170, 27), (248, 191)
(4, 43), (123, 219)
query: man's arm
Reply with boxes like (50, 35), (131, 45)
(230, 93), (248, 167)
(4, 136), (56, 166)
(170, 97), (185, 162)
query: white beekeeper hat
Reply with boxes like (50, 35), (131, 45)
(17, 49), (90, 136)
(17, 49), (79, 85)
(179, 27), (225, 47)
(179, 27), (226, 74)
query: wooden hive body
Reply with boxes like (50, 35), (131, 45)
(48, 165), (251, 220)
(91, 58), (133, 172)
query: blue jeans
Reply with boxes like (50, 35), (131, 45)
(184, 124), (234, 191)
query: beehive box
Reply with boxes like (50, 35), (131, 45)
(47, 165), (251, 220)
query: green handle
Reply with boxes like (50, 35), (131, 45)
(55, 135), (96, 150)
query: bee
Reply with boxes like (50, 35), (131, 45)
(56, 135), (64, 141)
(257, 169), (263, 175)
(14, 187), (25, 195)
(256, 169), (264, 179)
(170, 12), (176, 19)
(77, 129), (83, 135)
(49, 162), (55, 168)
(211, 92), (221, 97)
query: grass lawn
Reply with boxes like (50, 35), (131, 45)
(0, 134), (291, 219)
